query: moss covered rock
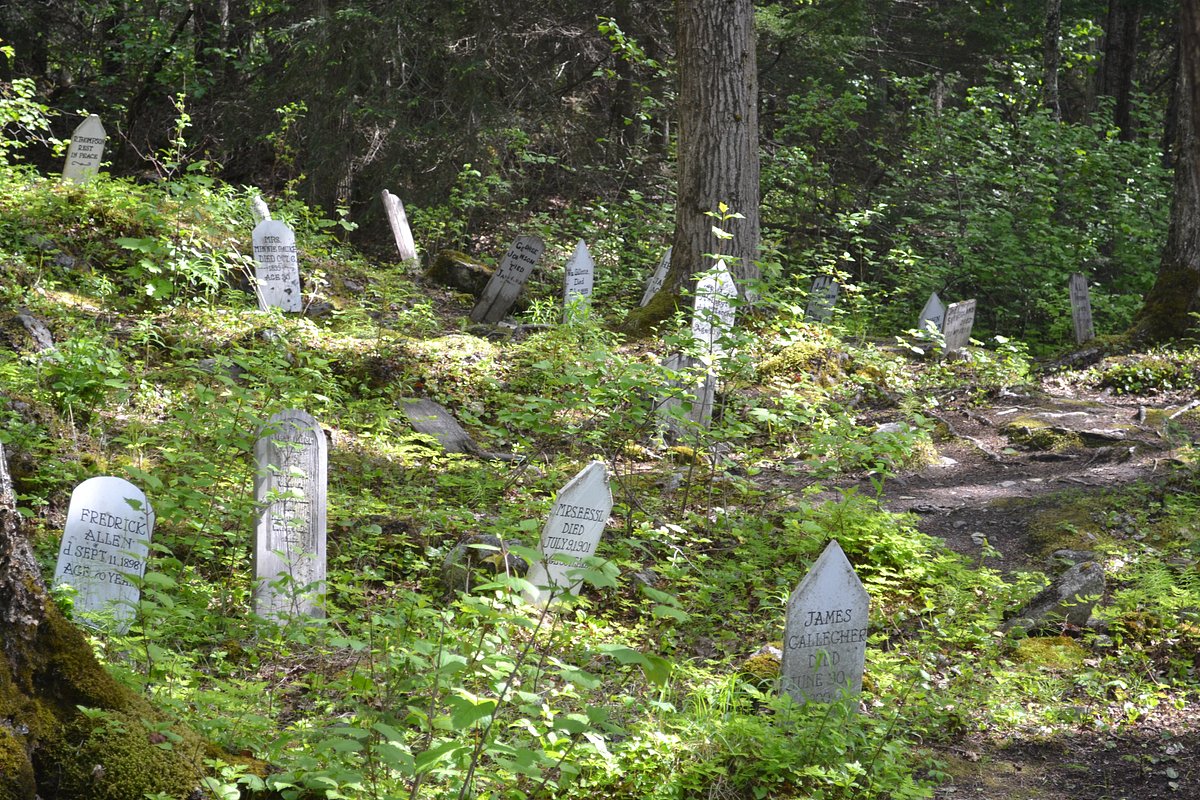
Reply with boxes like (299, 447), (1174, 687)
(428, 250), (493, 296)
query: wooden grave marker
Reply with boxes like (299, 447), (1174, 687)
(381, 190), (419, 263)
(941, 299), (977, 354)
(524, 461), (612, 604)
(1069, 273), (1094, 344)
(470, 235), (545, 324)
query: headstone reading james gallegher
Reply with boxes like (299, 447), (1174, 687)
(254, 410), (328, 619)
(640, 247), (672, 307)
(918, 292), (946, 332)
(563, 239), (595, 321)
(804, 276), (839, 323)
(1069, 273), (1094, 344)
(252, 219), (302, 312)
(781, 540), (869, 705)
(62, 115), (107, 183)
(525, 460), (612, 604)
(53, 476), (153, 633)
(470, 235), (545, 324)
(381, 190), (419, 263)
(941, 299), (977, 354)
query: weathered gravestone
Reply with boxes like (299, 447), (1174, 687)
(524, 460), (613, 604)
(941, 299), (977, 354)
(563, 239), (595, 321)
(689, 260), (738, 426)
(781, 540), (869, 705)
(470, 235), (545, 324)
(804, 276), (839, 323)
(254, 410), (327, 619)
(381, 190), (419, 263)
(918, 292), (946, 332)
(252, 219), (302, 312)
(400, 398), (479, 455)
(640, 247), (672, 307)
(251, 195), (272, 224)
(62, 115), (107, 183)
(52, 476), (153, 633)
(1069, 273), (1094, 344)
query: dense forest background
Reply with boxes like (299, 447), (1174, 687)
(0, 0), (1182, 348)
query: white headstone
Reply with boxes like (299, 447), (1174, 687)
(525, 461), (612, 603)
(62, 115), (107, 183)
(690, 260), (737, 425)
(254, 410), (328, 619)
(918, 292), (946, 332)
(470, 235), (545, 324)
(781, 540), (869, 705)
(942, 299), (977, 354)
(804, 277), (839, 322)
(52, 476), (153, 633)
(640, 247), (672, 307)
(251, 195), (272, 224)
(252, 219), (302, 312)
(1069, 273), (1094, 344)
(563, 239), (595, 322)
(381, 190), (419, 263)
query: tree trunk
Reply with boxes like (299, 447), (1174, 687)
(1042, 0), (1062, 120)
(623, 0), (760, 335)
(1133, 0), (1200, 343)
(1100, 0), (1142, 140)
(0, 443), (213, 799)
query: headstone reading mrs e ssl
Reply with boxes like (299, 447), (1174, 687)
(640, 247), (672, 307)
(1069, 273), (1094, 344)
(252, 219), (302, 312)
(804, 276), (839, 323)
(381, 189), (419, 263)
(250, 195), (272, 224)
(470, 235), (545, 324)
(563, 239), (595, 322)
(52, 476), (153, 633)
(941, 299), (977, 354)
(61, 115), (107, 183)
(254, 410), (328, 619)
(918, 292), (946, 332)
(690, 260), (738, 426)
(524, 460), (613, 604)
(781, 540), (869, 705)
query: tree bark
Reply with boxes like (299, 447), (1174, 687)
(1042, 0), (1062, 120)
(623, 0), (760, 335)
(1100, 0), (1142, 141)
(1133, 0), (1200, 342)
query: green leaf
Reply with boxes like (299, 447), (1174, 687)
(414, 740), (467, 774)
(446, 692), (497, 728)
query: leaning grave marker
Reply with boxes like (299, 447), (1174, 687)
(941, 299), (977, 354)
(470, 235), (545, 324)
(381, 189), (419, 263)
(254, 410), (328, 619)
(804, 276), (839, 323)
(1069, 273), (1094, 344)
(52, 476), (153, 633)
(62, 115), (107, 183)
(918, 292), (946, 332)
(524, 460), (613, 604)
(781, 539), (870, 705)
(640, 247), (673, 307)
(563, 239), (595, 321)
(252, 219), (302, 312)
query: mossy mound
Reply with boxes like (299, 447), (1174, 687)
(1012, 636), (1087, 670)
(758, 340), (847, 386)
(1001, 418), (1082, 451)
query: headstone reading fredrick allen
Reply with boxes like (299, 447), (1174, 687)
(941, 299), (977, 354)
(781, 540), (869, 705)
(470, 235), (545, 324)
(381, 190), (419, 263)
(804, 276), (839, 323)
(525, 461), (613, 604)
(640, 247), (672, 307)
(918, 292), (946, 332)
(254, 410), (328, 619)
(52, 476), (153, 633)
(62, 115), (107, 183)
(252, 219), (302, 312)
(563, 239), (595, 322)
(1069, 273), (1094, 344)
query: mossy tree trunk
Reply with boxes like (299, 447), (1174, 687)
(0, 443), (209, 800)
(1133, 0), (1200, 343)
(622, 0), (760, 337)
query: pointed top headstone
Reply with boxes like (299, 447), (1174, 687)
(942, 299), (977, 354)
(640, 247), (672, 307)
(781, 540), (870, 705)
(525, 461), (613, 604)
(62, 115), (107, 183)
(470, 235), (545, 324)
(563, 239), (595, 322)
(381, 190), (419, 263)
(251, 195), (272, 224)
(918, 292), (946, 332)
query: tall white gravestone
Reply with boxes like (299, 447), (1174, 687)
(470, 235), (545, 324)
(640, 247), (672, 307)
(525, 461), (613, 604)
(62, 115), (107, 183)
(252, 219), (302, 312)
(918, 292), (946, 332)
(690, 260), (738, 426)
(942, 299), (977, 354)
(251, 195), (272, 224)
(563, 239), (595, 322)
(254, 410), (328, 619)
(381, 190), (419, 263)
(781, 540), (870, 705)
(1069, 273), (1094, 344)
(804, 277), (839, 322)
(53, 476), (153, 633)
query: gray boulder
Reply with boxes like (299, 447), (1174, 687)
(1005, 560), (1105, 632)
(440, 534), (528, 596)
